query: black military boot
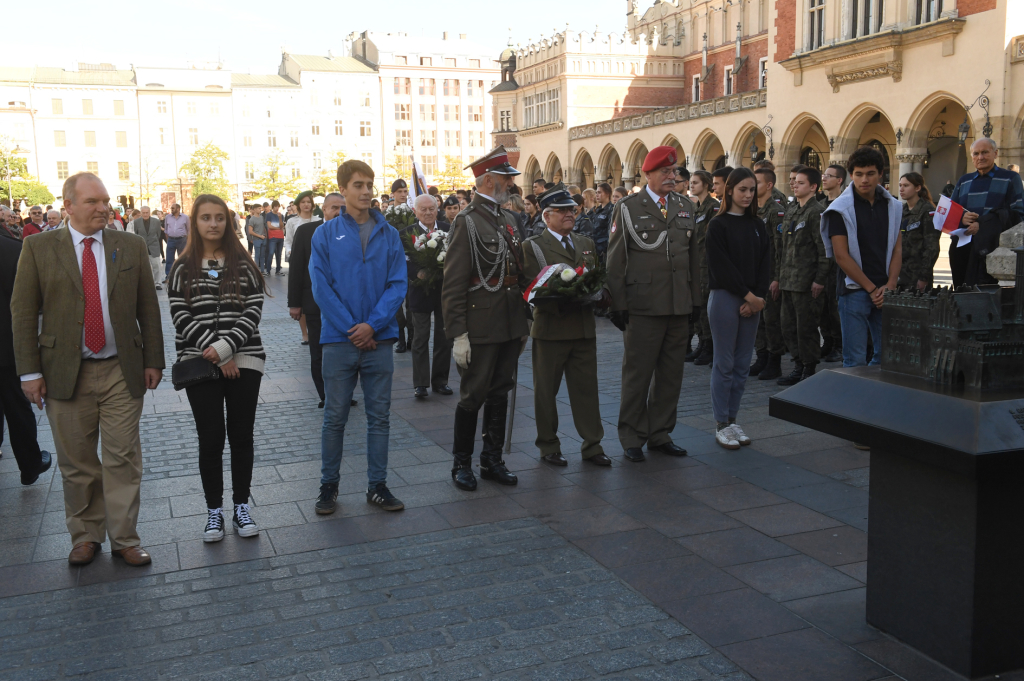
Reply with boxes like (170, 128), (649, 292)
(395, 328), (408, 353)
(776, 363), (805, 386)
(451, 406), (478, 491)
(694, 338), (713, 366)
(801, 363), (817, 381)
(749, 349), (769, 376)
(479, 398), (518, 486)
(824, 345), (843, 363)
(685, 333), (703, 362)
(758, 353), (783, 380)
(820, 336), (833, 361)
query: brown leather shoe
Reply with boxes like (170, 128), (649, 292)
(68, 542), (101, 566)
(111, 546), (152, 566)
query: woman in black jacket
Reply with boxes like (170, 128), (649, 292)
(705, 168), (771, 450)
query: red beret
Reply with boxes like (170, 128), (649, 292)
(641, 146), (678, 173)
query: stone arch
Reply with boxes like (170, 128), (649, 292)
(523, 156), (542, 185)
(903, 93), (974, 195)
(835, 104), (898, 186)
(660, 134), (685, 164)
(624, 139), (650, 188)
(544, 153), (563, 184)
(779, 113), (830, 176)
(597, 144), (623, 187)
(731, 122), (768, 169)
(572, 148), (596, 189)
(691, 129), (726, 171)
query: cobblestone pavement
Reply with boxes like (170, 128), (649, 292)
(0, 269), (1015, 681)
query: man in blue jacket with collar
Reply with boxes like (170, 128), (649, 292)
(310, 160), (408, 515)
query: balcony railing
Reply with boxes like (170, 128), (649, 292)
(569, 88), (767, 141)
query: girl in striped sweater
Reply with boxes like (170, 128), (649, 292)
(168, 194), (266, 543)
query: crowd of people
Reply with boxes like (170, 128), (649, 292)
(0, 136), (1021, 567)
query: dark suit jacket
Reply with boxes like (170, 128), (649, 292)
(287, 219), (323, 315)
(11, 227), (165, 399)
(402, 220), (449, 314)
(0, 237), (22, 367)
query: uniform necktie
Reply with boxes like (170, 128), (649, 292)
(658, 196), (667, 219)
(562, 235), (575, 259)
(81, 237), (106, 354)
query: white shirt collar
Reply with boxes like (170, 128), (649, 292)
(547, 228), (573, 247)
(646, 185), (668, 204)
(418, 221), (436, 232)
(475, 191), (497, 204)
(68, 224), (104, 245)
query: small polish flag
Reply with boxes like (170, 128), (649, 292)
(933, 194), (965, 234)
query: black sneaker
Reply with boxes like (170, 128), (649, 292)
(203, 509), (225, 543)
(315, 483), (339, 515)
(233, 503), (259, 537)
(366, 483), (404, 511)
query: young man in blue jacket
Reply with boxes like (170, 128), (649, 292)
(310, 160), (408, 514)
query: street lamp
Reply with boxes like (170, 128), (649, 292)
(959, 79), (993, 147)
(749, 131), (759, 165)
(3, 144), (27, 209)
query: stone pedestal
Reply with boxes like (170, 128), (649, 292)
(769, 367), (1024, 679)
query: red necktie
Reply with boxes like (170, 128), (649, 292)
(81, 237), (106, 354)
(658, 197), (667, 219)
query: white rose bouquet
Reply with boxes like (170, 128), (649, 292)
(402, 229), (449, 291)
(384, 202), (417, 229)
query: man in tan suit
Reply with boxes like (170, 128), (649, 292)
(13, 173), (165, 567)
(607, 146), (700, 463)
(522, 185), (611, 467)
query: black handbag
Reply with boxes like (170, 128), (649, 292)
(170, 277), (222, 391)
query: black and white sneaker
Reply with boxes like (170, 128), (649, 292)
(233, 503), (259, 537)
(366, 483), (404, 512)
(203, 509), (224, 543)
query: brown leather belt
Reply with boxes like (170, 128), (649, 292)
(471, 275), (519, 287)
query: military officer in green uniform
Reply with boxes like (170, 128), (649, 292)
(777, 166), (828, 386)
(896, 172), (940, 290)
(441, 146), (528, 491)
(750, 167), (788, 380)
(685, 169), (719, 365)
(522, 185), (611, 467)
(606, 146), (700, 462)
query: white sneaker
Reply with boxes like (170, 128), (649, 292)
(233, 503), (259, 538)
(716, 426), (740, 450)
(730, 423), (752, 446)
(203, 509), (224, 543)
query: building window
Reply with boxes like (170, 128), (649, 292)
(54, 130), (66, 147)
(159, 128), (165, 145)
(290, 131), (299, 147)
(478, 132), (484, 147)
(312, 152), (321, 169)
(57, 161), (69, 180)
(87, 162), (99, 174)
(420, 130), (436, 147)
(362, 152), (373, 167)
(446, 79), (460, 96)
(118, 162), (130, 181)
(850, 0), (884, 38)
(361, 92), (371, 107)
(360, 121), (371, 137)
(116, 131), (128, 148)
(808, 0), (826, 49)
(467, 105), (482, 122)
(52, 98), (63, 114)
(420, 57), (432, 66)
(467, 80), (476, 96)
(113, 100), (125, 116)
(82, 99), (93, 115)
(244, 134), (252, 147)
(189, 128), (199, 145)
(84, 131), (97, 147)
(157, 100), (167, 114)
(268, 130), (276, 147)
(758, 58), (768, 88)
(444, 105), (461, 122)
(187, 101), (197, 115)
(333, 93), (342, 106)
(723, 66), (734, 96)
(421, 156), (437, 176)
(291, 167), (301, 179)
(469, 59), (481, 68)
(311, 121), (320, 135)
(445, 58), (456, 67)
(420, 104), (436, 121)
(334, 120), (343, 135)
(547, 89), (560, 123)
(692, 75), (701, 102)
(800, 147), (822, 171)
(245, 162), (254, 181)
(210, 102), (220, 115)
(419, 78), (435, 96)
(916, 0), (942, 23)
(242, 106), (251, 118)
(395, 55), (408, 65)
(396, 130), (411, 147)
(499, 110), (511, 131)
(395, 104), (410, 120)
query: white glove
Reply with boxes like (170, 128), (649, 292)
(454, 333), (471, 369)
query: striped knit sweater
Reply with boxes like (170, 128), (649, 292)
(168, 258), (266, 374)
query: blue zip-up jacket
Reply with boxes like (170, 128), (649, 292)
(310, 208), (408, 345)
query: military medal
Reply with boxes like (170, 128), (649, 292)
(642, 232), (648, 240)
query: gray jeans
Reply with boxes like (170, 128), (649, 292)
(708, 289), (760, 423)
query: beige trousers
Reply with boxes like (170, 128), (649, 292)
(46, 358), (145, 549)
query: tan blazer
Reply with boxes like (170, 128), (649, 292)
(11, 226), (165, 400)
(522, 230), (598, 341)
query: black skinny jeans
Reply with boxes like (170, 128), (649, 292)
(185, 368), (262, 508)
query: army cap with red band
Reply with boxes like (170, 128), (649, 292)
(641, 146), (679, 173)
(465, 145), (521, 177)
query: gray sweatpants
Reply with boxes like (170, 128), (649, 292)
(708, 289), (760, 423)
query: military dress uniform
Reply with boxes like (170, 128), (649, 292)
(523, 186), (609, 467)
(607, 146), (700, 462)
(777, 197), (828, 384)
(752, 196), (788, 379)
(898, 199), (939, 289)
(690, 195), (720, 364)
(441, 147), (528, 491)
(817, 196), (843, 362)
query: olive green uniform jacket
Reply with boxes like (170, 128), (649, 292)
(522, 230), (599, 341)
(899, 200), (939, 287)
(778, 197), (829, 293)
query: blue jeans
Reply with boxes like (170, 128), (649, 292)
(838, 290), (882, 367)
(265, 237), (284, 273)
(252, 239), (267, 272)
(164, 236), (187, 276)
(321, 342), (394, 487)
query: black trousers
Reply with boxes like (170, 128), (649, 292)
(949, 238), (970, 288)
(0, 365), (43, 476)
(185, 369), (262, 508)
(306, 314), (326, 401)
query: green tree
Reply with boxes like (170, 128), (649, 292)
(8, 179), (55, 205)
(435, 155), (471, 193)
(382, 153), (412, 194)
(251, 149), (305, 200)
(180, 142), (231, 201)
(0, 135), (32, 206)
(311, 150), (348, 195)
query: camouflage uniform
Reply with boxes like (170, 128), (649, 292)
(693, 196), (720, 344)
(755, 197), (788, 355)
(771, 186), (788, 207)
(898, 199), (939, 288)
(778, 197), (828, 367)
(817, 197), (842, 353)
